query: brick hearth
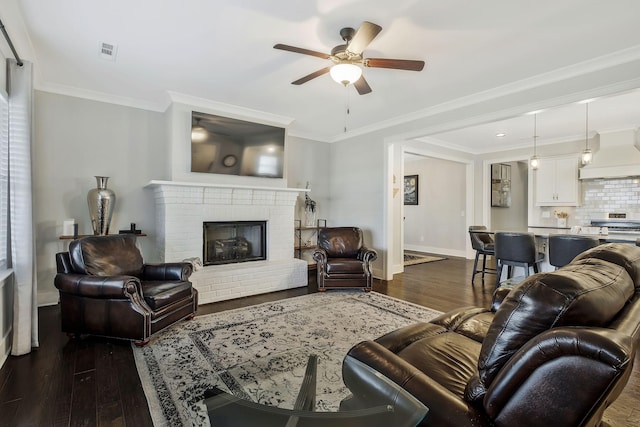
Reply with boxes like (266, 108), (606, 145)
(146, 180), (308, 304)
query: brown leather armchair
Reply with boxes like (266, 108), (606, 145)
(313, 227), (377, 292)
(54, 234), (198, 345)
(343, 243), (640, 426)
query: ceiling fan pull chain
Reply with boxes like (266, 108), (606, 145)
(344, 85), (350, 133)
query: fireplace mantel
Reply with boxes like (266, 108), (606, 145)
(145, 180), (307, 193)
(145, 179), (308, 304)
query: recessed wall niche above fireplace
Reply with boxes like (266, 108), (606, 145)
(203, 221), (267, 266)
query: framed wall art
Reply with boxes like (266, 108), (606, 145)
(404, 175), (419, 205)
(491, 163), (511, 207)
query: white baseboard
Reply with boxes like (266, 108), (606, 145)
(37, 290), (59, 307)
(404, 244), (466, 258)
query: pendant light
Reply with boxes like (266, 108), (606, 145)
(581, 103), (593, 166)
(530, 114), (539, 170)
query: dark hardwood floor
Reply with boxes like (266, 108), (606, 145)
(0, 256), (638, 426)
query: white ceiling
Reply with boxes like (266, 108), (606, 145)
(3, 0), (640, 151)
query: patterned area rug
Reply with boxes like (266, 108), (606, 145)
(404, 252), (447, 266)
(133, 291), (442, 427)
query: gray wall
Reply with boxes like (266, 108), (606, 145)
(404, 156), (467, 256)
(326, 134), (387, 277)
(32, 91), (332, 306)
(33, 91), (168, 304)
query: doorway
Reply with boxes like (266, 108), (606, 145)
(384, 144), (474, 279)
(489, 160), (529, 231)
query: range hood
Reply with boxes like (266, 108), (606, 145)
(579, 129), (640, 180)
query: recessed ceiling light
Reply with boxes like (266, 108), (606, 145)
(495, 133), (506, 138)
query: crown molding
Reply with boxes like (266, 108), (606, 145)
(167, 91), (294, 127)
(31, 45), (640, 148)
(328, 46), (640, 144)
(36, 81), (167, 112)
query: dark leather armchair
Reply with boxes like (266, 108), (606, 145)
(313, 227), (377, 292)
(54, 234), (198, 345)
(343, 243), (640, 426)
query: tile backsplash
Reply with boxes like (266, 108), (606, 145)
(574, 177), (640, 224)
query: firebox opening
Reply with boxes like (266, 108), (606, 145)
(203, 221), (267, 266)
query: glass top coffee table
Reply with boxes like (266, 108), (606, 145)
(204, 354), (428, 426)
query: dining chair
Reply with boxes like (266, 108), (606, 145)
(494, 232), (545, 288)
(548, 234), (600, 268)
(468, 226), (496, 284)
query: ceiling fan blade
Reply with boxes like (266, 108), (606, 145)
(354, 76), (372, 95)
(291, 67), (331, 85)
(346, 21), (382, 55)
(273, 44), (330, 59)
(365, 58), (425, 71)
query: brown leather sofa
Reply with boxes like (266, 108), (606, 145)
(313, 227), (377, 291)
(342, 243), (640, 426)
(54, 234), (198, 345)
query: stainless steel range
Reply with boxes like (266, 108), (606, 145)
(590, 220), (640, 235)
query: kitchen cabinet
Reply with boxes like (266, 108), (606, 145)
(534, 155), (580, 206)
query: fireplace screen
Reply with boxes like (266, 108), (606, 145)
(203, 221), (267, 266)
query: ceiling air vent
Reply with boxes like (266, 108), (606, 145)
(98, 42), (117, 61)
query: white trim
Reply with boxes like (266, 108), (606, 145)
(167, 91), (294, 127)
(37, 290), (59, 307)
(404, 244), (466, 259)
(386, 143), (476, 276)
(145, 180), (307, 193)
(329, 47), (640, 144)
(36, 81), (167, 112)
(29, 47), (640, 146)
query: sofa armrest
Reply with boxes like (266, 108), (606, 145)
(431, 307), (494, 343)
(312, 248), (328, 265)
(490, 286), (514, 312)
(484, 327), (635, 425)
(54, 273), (141, 298)
(357, 247), (378, 263)
(345, 341), (489, 427)
(142, 262), (193, 281)
(374, 322), (446, 353)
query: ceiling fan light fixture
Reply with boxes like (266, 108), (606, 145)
(330, 63), (362, 86)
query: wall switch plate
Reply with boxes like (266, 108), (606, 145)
(542, 211), (551, 218)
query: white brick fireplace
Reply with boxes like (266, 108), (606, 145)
(145, 180), (308, 304)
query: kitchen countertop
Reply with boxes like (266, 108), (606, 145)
(527, 226), (639, 243)
(471, 226), (639, 243)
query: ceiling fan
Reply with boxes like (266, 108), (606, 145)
(274, 21), (425, 95)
